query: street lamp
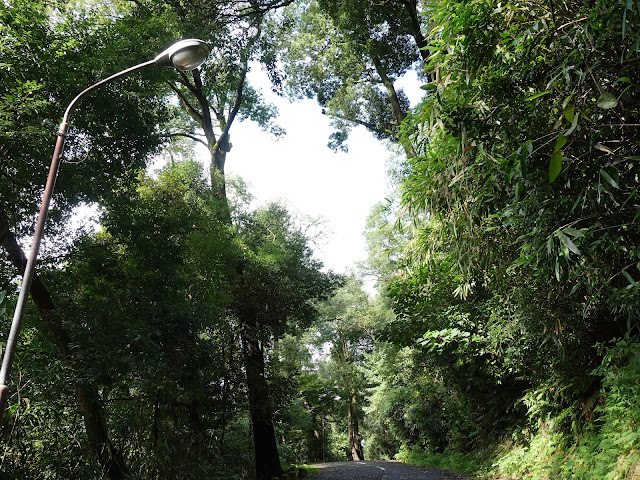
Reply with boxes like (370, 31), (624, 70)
(0, 39), (210, 421)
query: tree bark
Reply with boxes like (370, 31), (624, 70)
(241, 321), (283, 480)
(371, 55), (406, 127)
(347, 390), (364, 461)
(399, 0), (430, 64)
(76, 386), (129, 480)
(0, 208), (129, 479)
(371, 55), (416, 158)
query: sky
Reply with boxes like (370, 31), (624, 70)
(215, 66), (422, 274)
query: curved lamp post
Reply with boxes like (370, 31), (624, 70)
(0, 39), (210, 420)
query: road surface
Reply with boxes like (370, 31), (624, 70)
(309, 461), (470, 480)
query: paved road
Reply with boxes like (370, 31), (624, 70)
(309, 461), (470, 480)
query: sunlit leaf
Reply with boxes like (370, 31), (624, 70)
(526, 90), (551, 101)
(594, 143), (615, 155)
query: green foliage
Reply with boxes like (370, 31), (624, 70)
(492, 338), (640, 479)
(50, 161), (243, 478)
(274, 0), (422, 151)
(395, 445), (483, 476)
(396, 338), (640, 479)
(361, 0), (640, 476)
(3, 0), (640, 477)
(268, 334), (319, 464)
(233, 202), (340, 338)
(0, 323), (100, 477)
(364, 345), (452, 456)
(0, 291), (6, 319)
(1, 160), (253, 479)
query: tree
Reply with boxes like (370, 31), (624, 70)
(272, 0), (428, 153)
(314, 277), (384, 461)
(158, 0), (284, 214)
(2, 0), (304, 477)
(232, 203), (339, 478)
(58, 160), (243, 478)
(146, 2), (345, 476)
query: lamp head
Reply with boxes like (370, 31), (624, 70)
(155, 39), (210, 71)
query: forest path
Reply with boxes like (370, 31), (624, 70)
(309, 461), (471, 480)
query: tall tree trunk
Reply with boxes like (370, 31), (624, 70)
(321, 410), (326, 463)
(241, 321), (283, 480)
(0, 209), (129, 479)
(400, 0), (430, 64)
(76, 385), (129, 480)
(371, 55), (416, 158)
(217, 331), (235, 455)
(211, 139), (230, 216)
(347, 389), (364, 461)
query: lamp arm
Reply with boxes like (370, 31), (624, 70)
(0, 58), (156, 422)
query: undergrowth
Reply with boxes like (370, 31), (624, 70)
(394, 445), (485, 476)
(397, 338), (640, 479)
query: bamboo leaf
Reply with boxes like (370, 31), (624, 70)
(549, 151), (562, 183)
(564, 105), (575, 122)
(622, 270), (636, 286)
(621, 184), (640, 208)
(526, 90), (551, 101)
(600, 170), (619, 189)
(594, 143), (615, 155)
(570, 282), (581, 295)
(564, 227), (585, 238)
(557, 230), (581, 255)
(554, 135), (568, 151)
(564, 111), (580, 136)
